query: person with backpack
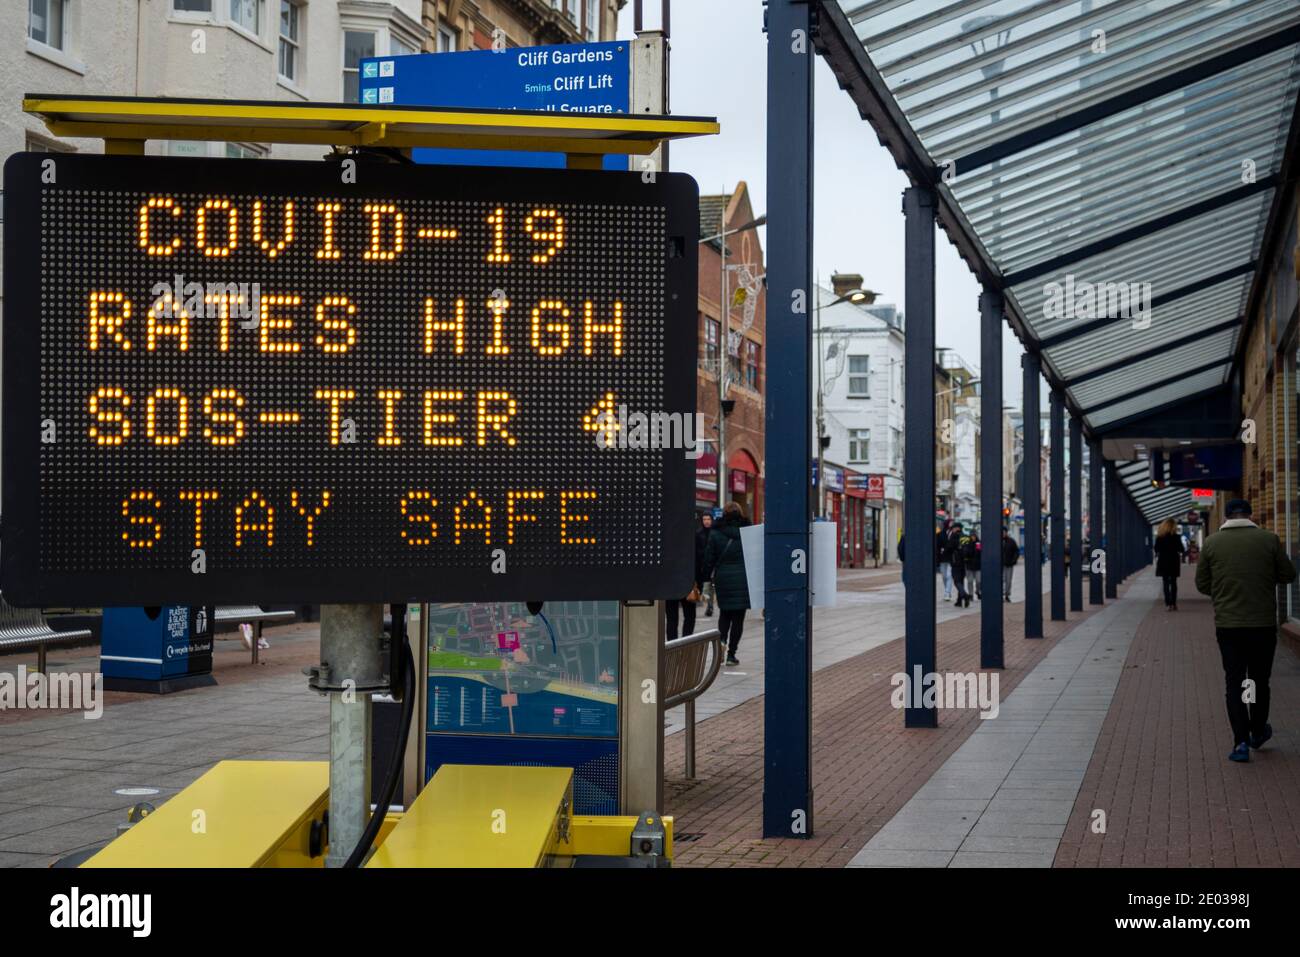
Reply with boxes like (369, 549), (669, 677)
(1001, 527), (1020, 602)
(703, 501), (751, 667)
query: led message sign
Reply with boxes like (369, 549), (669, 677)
(2, 154), (697, 605)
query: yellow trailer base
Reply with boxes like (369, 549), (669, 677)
(367, 764), (573, 868)
(82, 760), (329, 868)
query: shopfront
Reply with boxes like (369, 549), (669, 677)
(695, 451), (718, 516)
(842, 469), (868, 568)
(727, 449), (761, 521)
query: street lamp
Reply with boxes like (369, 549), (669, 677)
(700, 211), (767, 511)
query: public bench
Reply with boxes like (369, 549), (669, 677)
(214, 606), (296, 664)
(0, 595), (94, 675)
(663, 627), (724, 779)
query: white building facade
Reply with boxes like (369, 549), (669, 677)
(815, 289), (905, 564)
(6, 1), (430, 163)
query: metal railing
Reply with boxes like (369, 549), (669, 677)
(663, 627), (724, 779)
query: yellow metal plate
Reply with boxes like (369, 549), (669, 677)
(565, 815), (674, 860)
(82, 761), (328, 868)
(367, 764), (572, 868)
(24, 95), (719, 154)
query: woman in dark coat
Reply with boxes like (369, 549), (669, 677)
(704, 501), (751, 666)
(950, 523), (971, 608)
(1154, 517), (1186, 610)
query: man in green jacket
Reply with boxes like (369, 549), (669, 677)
(1195, 499), (1297, 762)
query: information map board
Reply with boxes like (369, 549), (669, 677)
(1, 153), (697, 606)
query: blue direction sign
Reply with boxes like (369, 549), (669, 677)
(359, 41), (630, 169)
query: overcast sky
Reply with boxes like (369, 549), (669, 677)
(620, 1), (1029, 410)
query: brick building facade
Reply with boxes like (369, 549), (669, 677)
(424, 0), (622, 50)
(697, 183), (766, 521)
(1210, 181), (1300, 627)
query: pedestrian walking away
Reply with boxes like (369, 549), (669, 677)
(1153, 517), (1185, 610)
(703, 501), (751, 666)
(965, 529), (982, 600)
(936, 519), (956, 601)
(1001, 527), (1019, 601)
(950, 523), (972, 608)
(1194, 498), (1297, 763)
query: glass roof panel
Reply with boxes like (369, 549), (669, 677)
(1048, 279), (1245, 378)
(1082, 367), (1228, 426)
(1067, 327), (1240, 407)
(1007, 193), (1270, 340)
(836, 1), (1299, 435)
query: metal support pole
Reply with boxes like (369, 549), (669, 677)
(979, 287), (1003, 668)
(684, 699), (696, 779)
(1105, 462), (1119, 598)
(763, 0), (815, 837)
(903, 184), (938, 724)
(1049, 391), (1066, 621)
(316, 603), (385, 868)
(1069, 413), (1083, 612)
(1022, 353), (1043, 638)
(401, 603), (429, 809)
(620, 601), (664, 814)
(1089, 439), (1103, 605)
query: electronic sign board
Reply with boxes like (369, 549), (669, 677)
(2, 153), (698, 605)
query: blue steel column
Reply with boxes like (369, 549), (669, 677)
(1089, 438), (1103, 605)
(1069, 414), (1083, 612)
(1049, 390), (1066, 621)
(1022, 353), (1043, 638)
(1105, 461), (1118, 598)
(979, 288), (1003, 668)
(903, 185), (937, 727)
(763, 0), (813, 838)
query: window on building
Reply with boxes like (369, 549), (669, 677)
(225, 142), (265, 159)
(584, 0), (597, 39)
(564, 0), (577, 24)
(342, 29), (376, 102)
(744, 339), (761, 391)
(278, 1), (301, 82)
(892, 427), (902, 468)
(173, 0), (213, 12)
(849, 429), (871, 464)
(848, 355), (871, 396)
(437, 25), (457, 52)
(726, 330), (744, 383)
(229, 0), (261, 35)
(25, 134), (72, 154)
(390, 35), (416, 57)
(704, 316), (720, 369)
(28, 0), (67, 50)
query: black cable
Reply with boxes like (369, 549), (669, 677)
(343, 640), (415, 868)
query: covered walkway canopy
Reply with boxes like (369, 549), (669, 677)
(760, 0), (1300, 838)
(817, 0), (1300, 521)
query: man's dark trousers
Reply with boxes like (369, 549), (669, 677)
(1215, 627), (1277, 744)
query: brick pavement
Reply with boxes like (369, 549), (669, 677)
(664, 581), (1130, 867)
(1055, 584), (1300, 867)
